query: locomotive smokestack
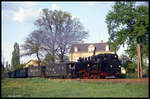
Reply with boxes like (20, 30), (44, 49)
(93, 47), (96, 56)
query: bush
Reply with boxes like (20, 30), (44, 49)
(126, 71), (148, 78)
(126, 72), (138, 78)
(127, 62), (137, 73)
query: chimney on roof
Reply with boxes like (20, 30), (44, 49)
(101, 40), (103, 43)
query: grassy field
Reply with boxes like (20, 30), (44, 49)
(2, 78), (149, 98)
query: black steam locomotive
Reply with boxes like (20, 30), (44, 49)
(68, 53), (121, 78)
(7, 53), (121, 79)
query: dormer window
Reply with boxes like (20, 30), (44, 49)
(74, 47), (78, 52)
(88, 45), (95, 52)
(105, 44), (109, 51)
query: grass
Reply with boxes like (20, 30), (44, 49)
(2, 77), (149, 98)
(125, 72), (149, 78)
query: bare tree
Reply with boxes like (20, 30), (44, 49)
(21, 30), (45, 66)
(34, 9), (88, 62)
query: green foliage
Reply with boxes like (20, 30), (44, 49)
(28, 65), (34, 68)
(142, 65), (149, 78)
(122, 60), (137, 74)
(120, 54), (149, 78)
(105, 2), (149, 59)
(4, 61), (9, 73)
(127, 62), (137, 73)
(125, 70), (148, 78)
(120, 54), (135, 73)
(11, 42), (20, 71)
(19, 64), (25, 69)
(44, 54), (55, 65)
(1, 64), (5, 74)
(126, 72), (138, 78)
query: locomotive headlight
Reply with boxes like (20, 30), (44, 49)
(119, 65), (121, 68)
(110, 65), (112, 68)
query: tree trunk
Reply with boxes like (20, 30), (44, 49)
(37, 52), (41, 66)
(137, 44), (143, 78)
(59, 54), (64, 63)
(52, 51), (55, 63)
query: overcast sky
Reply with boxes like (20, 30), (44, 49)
(2, 1), (147, 65)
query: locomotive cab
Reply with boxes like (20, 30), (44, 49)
(101, 54), (121, 77)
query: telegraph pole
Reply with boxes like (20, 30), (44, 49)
(137, 44), (143, 78)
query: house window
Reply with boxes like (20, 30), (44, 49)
(74, 47), (78, 52)
(105, 45), (109, 51)
(88, 45), (95, 52)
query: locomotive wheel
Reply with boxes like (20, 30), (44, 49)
(83, 72), (89, 79)
(90, 74), (95, 79)
(91, 74), (94, 79)
(93, 75), (97, 79)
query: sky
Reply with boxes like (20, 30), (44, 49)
(1, 1), (148, 65)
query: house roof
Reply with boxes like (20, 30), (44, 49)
(70, 42), (112, 52)
(25, 60), (45, 66)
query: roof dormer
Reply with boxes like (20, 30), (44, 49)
(88, 45), (95, 52)
(105, 44), (109, 51)
(74, 46), (78, 52)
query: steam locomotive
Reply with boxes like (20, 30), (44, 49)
(7, 53), (122, 79)
(68, 53), (121, 78)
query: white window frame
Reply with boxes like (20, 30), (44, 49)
(105, 45), (109, 51)
(74, 47), (78, 52)
(88, 45), (95, 52)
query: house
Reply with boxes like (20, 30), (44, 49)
(69, 40), (115, 62)
(24, 60), (45, 68)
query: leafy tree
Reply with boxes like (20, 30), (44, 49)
(1, 64), (5, 73)
(19, 64), (25, 69)
(8, 64), (11, 70)
(127, 62), (137, 73)
(21, 30), (44, 66)
(105, 2), (149, 77)
(44, 54), (55, 65)
(120, 54), (136, 73)
(11, 42), (20, 70)
(34, 9), (88, 63)
(120, 54), (131, 67)
(105, 2), (148, 58)
(5, 61), (9, 72)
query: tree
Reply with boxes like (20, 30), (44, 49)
(5, 61), (9, 72)
(21, 30), (45, 66)
(105, 2), (149, 78)
(11, 42), (20, 70)
(1, 64), (5, 73)
(8, 64), (11, 70)
(43, 54), (55, 65)
(34, 9), (88, 63)
(120, 54), (136, 73)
